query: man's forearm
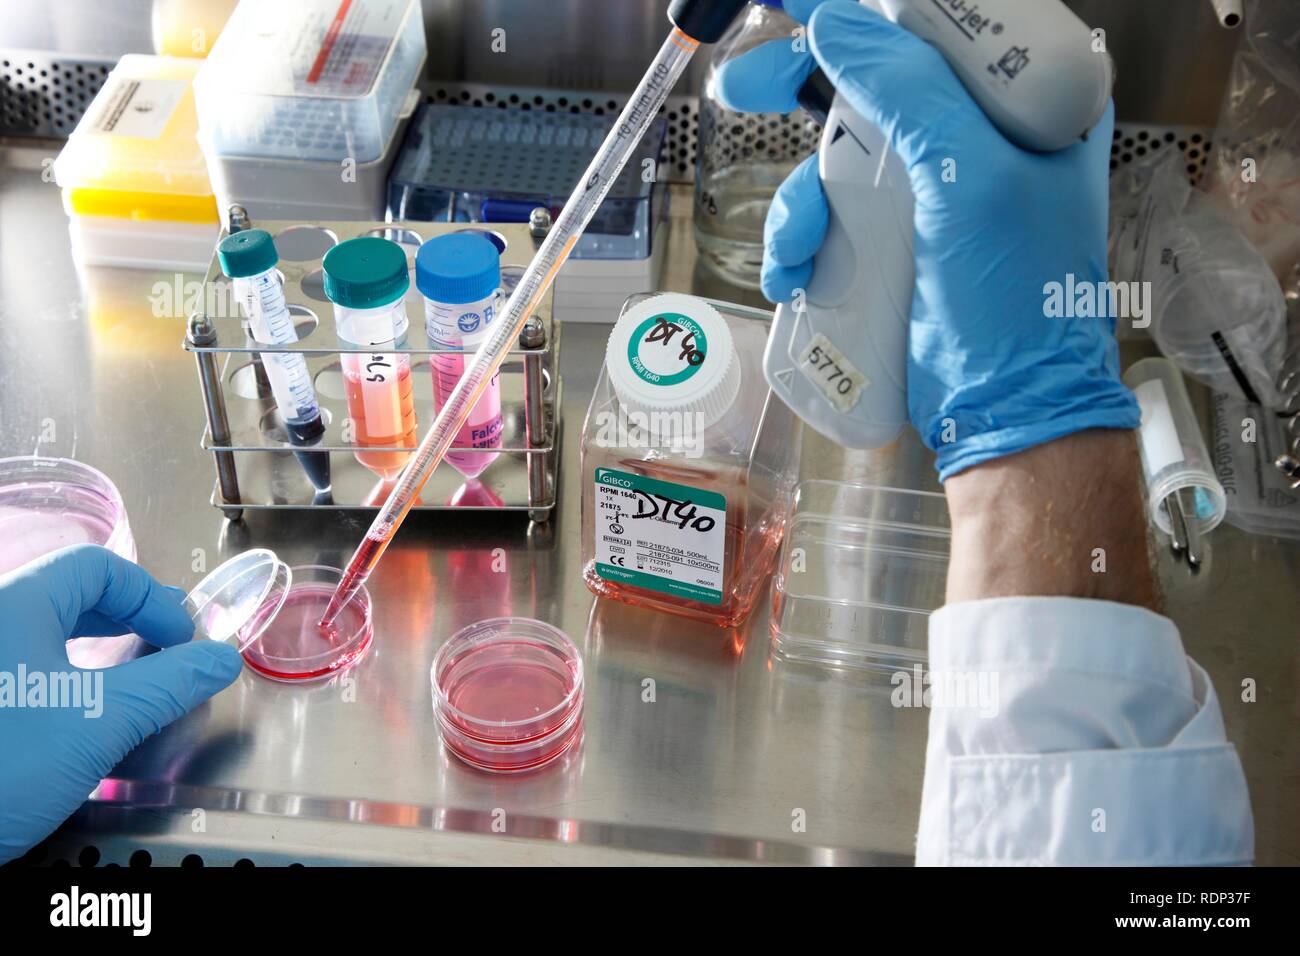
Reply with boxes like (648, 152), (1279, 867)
(943, 429), (1159, 610)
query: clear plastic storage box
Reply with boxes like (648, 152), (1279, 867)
(771, 481), (950, 675)
(194, 0), (425, 164)
(53, 54), (218, 271)
(387, 105), (669, 261)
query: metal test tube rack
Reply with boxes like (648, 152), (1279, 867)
(184, 217), (561, 523)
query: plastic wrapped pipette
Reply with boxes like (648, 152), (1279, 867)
(319, 0), (751, 627)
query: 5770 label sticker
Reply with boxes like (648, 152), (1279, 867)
(798, 332), (869, 414)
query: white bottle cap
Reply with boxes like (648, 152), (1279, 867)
(605, 293), (741, 430)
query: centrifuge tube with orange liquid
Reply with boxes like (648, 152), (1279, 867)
(323, 237), (419, 480)
(341, 353), (418, 479)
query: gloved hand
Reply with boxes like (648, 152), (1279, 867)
(0, 545), (241, 863)
(716, 0), (1140, 479)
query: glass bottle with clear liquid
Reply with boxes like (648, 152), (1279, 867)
(694, 0), (815, 290)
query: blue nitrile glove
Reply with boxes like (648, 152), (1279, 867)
(716, 0), (1139, 479)
(0, 545), (241, 863)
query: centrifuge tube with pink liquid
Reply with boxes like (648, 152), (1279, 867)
(415, 233), (504, 479)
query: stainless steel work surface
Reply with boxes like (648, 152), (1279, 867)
(1, 158), (1297, 865)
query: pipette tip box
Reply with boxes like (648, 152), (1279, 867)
(194, 0), (426, 222)
(53, 54), (218, 271)
(387, 104), (669, 321)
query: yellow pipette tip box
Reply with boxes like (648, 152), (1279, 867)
(54, 54), (219, 270)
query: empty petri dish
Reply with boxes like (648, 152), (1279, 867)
(431, 617), (583, 773)
(186, 551), (373, 682)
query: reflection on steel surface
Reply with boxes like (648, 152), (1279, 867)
(86, 778), (904, 865)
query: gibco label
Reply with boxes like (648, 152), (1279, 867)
(593, 468), (726, 605)
(627, 313), (709, 386)
(798, 332), (869, 414)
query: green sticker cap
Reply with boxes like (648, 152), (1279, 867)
(322, 237), (410, 309)
(217, 229), (278, 278)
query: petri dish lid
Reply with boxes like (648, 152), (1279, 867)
(185, 548), (291, 651)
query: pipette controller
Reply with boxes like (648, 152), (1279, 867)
(766, 0), (1113, 448)
(319, 0), (753, 628)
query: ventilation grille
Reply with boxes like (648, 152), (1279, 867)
(696, 92), (821, 174)
(2, 66), (1216, 191)
(0, 52), (112, 138)
(429, 85), (1216, 188)
(1111, 122), (1214, 184)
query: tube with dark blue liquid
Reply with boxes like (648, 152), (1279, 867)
(219, 230), (332, 493)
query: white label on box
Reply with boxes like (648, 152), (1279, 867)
(246, 0), (405, 95)
(1134, 378), (1185, 474)
(92, 78), (186, 139)
(797, 331), (869, 414)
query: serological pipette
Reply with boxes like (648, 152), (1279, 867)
(319, 0), (753, 628)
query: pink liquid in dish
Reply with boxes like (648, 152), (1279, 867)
(0, 506), (99, 573)
(242, 583), (372, 681)
(434, 631), (583, 772)
(0, 479), (126, 575)
(443, 640), (575, 727)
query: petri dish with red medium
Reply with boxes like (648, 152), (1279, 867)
(431, 617), (584, 773)
(185, 550), (373, 682)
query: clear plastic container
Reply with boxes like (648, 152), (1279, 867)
(580, 293), (802, 627)
(771, 481), (950, 675)
(187, 550), (373, 682)
(194, 0), (425, 164)
(52, 54), (218, 270)
(201, 92), (417, 222)
(694, 0), (813, 288)
(431, 617), (584, 773)
(0, 457), (139, 669)
(1123, 357), (1227, 538)
(387, 105), (669, 261)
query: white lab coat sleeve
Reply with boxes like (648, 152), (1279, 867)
(915, 596), (1254, 866)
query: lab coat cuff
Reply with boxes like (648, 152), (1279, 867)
(939, 743), (1254, 865)
(929, 596), (1189, 693)
(917, 596), (1254, 865)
